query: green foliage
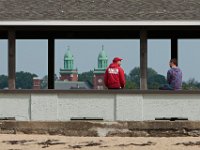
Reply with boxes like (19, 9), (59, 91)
(40, 75), (48, 89)
(125, 80), (137, 89)
(16, 71), (37, 89)
(128, 67), (140, 89)
(0, 75), (8, 89)
(127, 67), (167, 89)
(78, 70), (94, 86)
(148, 74), (167, 89)
(1, 69), (200, 90)
(182, 78), (200, 90)
(0, 71), (37, 89)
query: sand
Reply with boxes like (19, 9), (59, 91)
(0, 134), (200, 150)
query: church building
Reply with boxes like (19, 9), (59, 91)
(93, 45), (108, 90)
(59, 46), (78, 81)
(33, 46), (108, 90)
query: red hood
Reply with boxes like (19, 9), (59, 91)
(104, 62), (125, 89)
(109, 63), (119, 68)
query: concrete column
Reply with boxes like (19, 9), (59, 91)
(8, 29), (16, 89)
(140, 30), (148, 90)
(48, 37), (55, 89)
(171, 37), (178, 65)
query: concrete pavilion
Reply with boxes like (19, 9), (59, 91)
(1, 0), (200, 90)
(2, 1), (200, 121)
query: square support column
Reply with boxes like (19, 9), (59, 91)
(171, 37), (178, 65)
(8, 29), (16, 89)
(48, 38), (55, 89)
(140, 30), (148, 90)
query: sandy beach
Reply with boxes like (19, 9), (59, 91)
(0, 134), (200, 150)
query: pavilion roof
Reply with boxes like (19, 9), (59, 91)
(0, 0), (200, 21)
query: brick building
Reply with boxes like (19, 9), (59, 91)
(93, 45), (108, 90)
(59, 46), (78, 81)
(33, 46), (108, 89)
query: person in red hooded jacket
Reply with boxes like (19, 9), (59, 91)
(104, 57), (126, 89)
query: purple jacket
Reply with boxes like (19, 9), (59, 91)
(167, 67), (182, 90)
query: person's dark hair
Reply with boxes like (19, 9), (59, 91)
(170, 58), (177, 66)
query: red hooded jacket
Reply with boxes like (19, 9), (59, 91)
(104, 63), (126, 89)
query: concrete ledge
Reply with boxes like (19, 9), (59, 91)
(127, 121), (200, 130)
(1, 121), (200, 137)
(1, 89), (200, 94)
(1, 91), (200, 121)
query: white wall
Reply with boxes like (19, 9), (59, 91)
(143, 94), (200, 120)
(0, 93), (30, 121)
(1, 92), (200, 121)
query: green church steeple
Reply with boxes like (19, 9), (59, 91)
(60, 46), (78, 81)
(98, 45), (108, 69)
(64, 46), (74, 70)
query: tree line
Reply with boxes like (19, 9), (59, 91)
(0, 68), (200, 90)
(0, 71), (37, 89)
(75, 67), (200, 90)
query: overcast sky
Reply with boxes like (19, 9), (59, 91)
(0, 39), (199, 82)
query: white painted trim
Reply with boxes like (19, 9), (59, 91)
(0, 20), (200, 26)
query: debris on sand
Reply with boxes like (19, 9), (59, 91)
(116, 141), (156, 147)
(175, 141), (200, 146)
(38, 139), (65, 148)
(2, 140), (35, 145)
(68, 141), (102, 149)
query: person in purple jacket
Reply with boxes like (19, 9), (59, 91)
(159, 58), (182, 90)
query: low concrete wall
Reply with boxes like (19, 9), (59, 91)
(0, 93), (30, 121)
(0, 90), (200, 121)
(1, 121), (200, 137)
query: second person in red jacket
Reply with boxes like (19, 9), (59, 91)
(104, 57), (126, 89)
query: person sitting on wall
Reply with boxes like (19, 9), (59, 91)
(104, 57), (125, 89)
(159, 58), (182, 90)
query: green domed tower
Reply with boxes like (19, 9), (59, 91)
(64, 46), (74, 70)
(60, 46), (78, 81)
(93, 45), (108, 90)
(98, 45), (108, 69)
